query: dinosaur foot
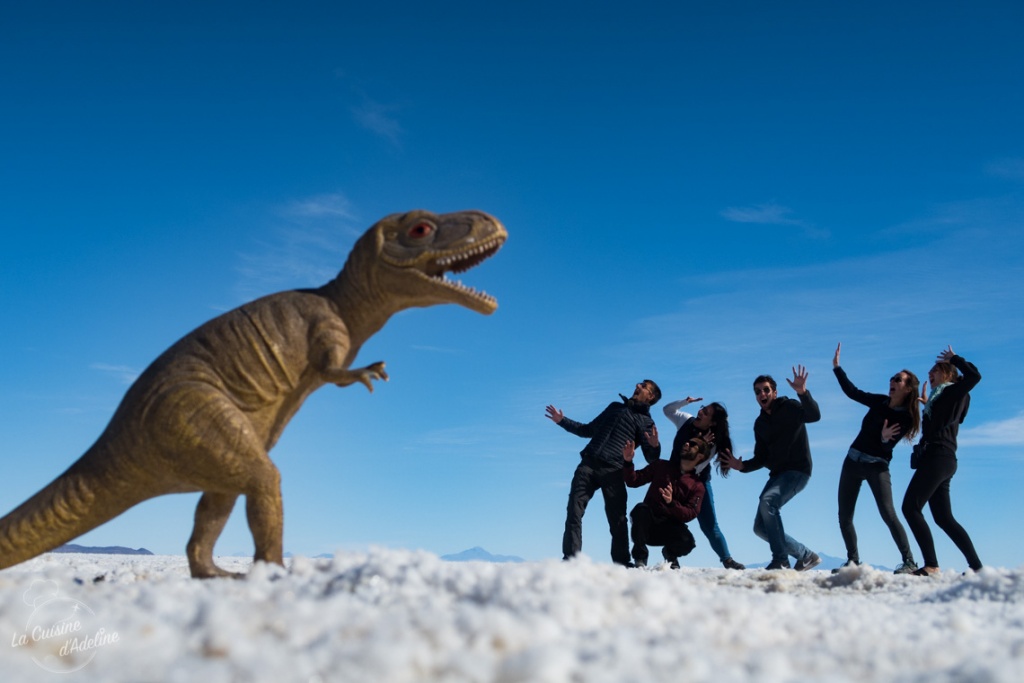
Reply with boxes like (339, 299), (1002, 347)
(190, 563), (245, 580)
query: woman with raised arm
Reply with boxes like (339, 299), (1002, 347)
(663, 397), (744, 570)
(901, 346), (983, 576)
(832, 343), (920, 574)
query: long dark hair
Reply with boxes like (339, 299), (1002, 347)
(706, 402), (734, 477)
(896, 369), (922, 441)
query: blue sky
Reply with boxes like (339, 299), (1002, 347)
(2, 1), (1023, 570)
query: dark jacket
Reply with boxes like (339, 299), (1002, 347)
(623, 457), (705, 525)
(745, 392), (821, 477)
(558, 397), (661, 467)
(921, 355), (981, 457)
(834, 367), (912, 464)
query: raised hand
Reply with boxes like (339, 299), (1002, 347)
(833, 342), (841, 368)
(623, 439), (636, 463)
(918, 381), (929, 405)
(718, 447), (743, 472)
(881, 419), (902, 443)
(645, 423), (660, 447)
(659, 483), (673, 504)
(787, 364), (809, 394)
(545, 405), (564, 423)
(937, 345), (955, 363)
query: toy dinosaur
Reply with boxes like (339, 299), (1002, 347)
(0, 209), (506, 578)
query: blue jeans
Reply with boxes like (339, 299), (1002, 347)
(753, 471), (811, 564)
(697, 479), (732, 562)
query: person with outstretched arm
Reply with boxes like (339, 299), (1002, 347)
(831, 342), (921, 574)
(547, 379), (662, 565)
(662, 396), (745, 569)
(720, 366), (822, 571)
(902, 346), (983, 576)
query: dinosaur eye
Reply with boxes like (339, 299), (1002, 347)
(408, 222), (435, 239)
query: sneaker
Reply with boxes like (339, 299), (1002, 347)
(831, 559), (861, 575)
(722, 557), (746, 570)
(893, 560), (919, 575)
(912, 566), (940, 577)
(765, 558), (791, 570)
(794, 551), (822, 572)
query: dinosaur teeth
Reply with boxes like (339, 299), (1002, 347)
(414, 233), (503, 306)
(433, 238), (503, 272)
(438, 275), (494, 302)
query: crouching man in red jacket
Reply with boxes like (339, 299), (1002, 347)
(623, 436), (710, 569)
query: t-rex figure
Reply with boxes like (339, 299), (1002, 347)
(0, 209), (506, 578)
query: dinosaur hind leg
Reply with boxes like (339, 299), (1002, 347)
(187, 492), (242, 579)
(183, 458), (284, 579)
(201, 455), (283, 571)
(244, 463), (284, 567)
(181, 457), (284, 578)
(153, 384), (287, 577)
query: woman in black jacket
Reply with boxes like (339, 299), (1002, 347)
(901, 346), (983, 576)
(832, 343), (921, 574)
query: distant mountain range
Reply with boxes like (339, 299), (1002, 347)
(52, 544), (154, 555)
(48, 545), (887, 571)
(744, 552), (893, 573)
(441, 546), (524, 563)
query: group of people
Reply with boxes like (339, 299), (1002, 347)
(545, 345), (983, 576)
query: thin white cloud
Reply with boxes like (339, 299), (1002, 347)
(959, 411), (1024, 447)
(720, 202), (829, 239)
(721, 202), (802, 225)
(90, 363), (139, 385)
(351, 98), (403, 147)
(985, 157), (1024, 182)
(283, 193), (356, 221)
(232, 193), (365, 302)
(882, 195), (1024, 239)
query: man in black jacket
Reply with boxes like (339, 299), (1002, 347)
(546, 379), (662, 565)
(721, 366), (822, 571)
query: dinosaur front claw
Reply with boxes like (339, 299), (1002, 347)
(328, 361), (389, 391)
(359, 361), (389, 392)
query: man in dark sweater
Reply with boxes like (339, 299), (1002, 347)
(623, 435), (709, 569)
(546, 379), (662, 565)
(721, 366), (822, 571)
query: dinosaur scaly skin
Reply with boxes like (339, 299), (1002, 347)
(0, 209), (506, 578)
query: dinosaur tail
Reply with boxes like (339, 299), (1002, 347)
(0, 451), (151, 569)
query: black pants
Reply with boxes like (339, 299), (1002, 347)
(629, 503), (695, 565)
(901, 451), (982, 570)
(837, 457), (914, 564)
(563, 460), (630, 565)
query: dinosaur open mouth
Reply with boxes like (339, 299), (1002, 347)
(422, 234), (505, 306)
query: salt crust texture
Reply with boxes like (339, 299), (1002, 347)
(1, 549), (1022, 682)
